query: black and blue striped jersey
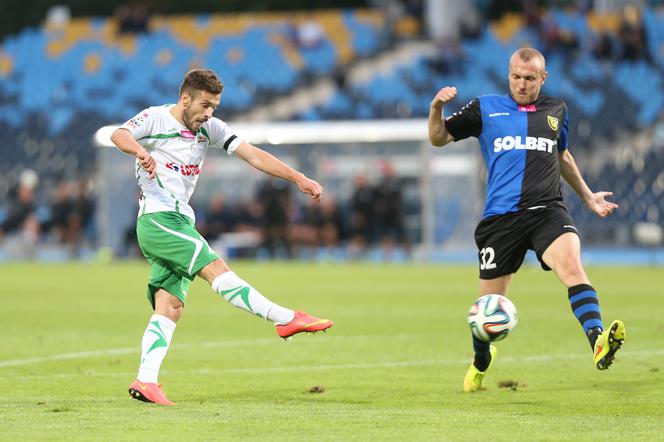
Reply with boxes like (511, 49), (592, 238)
(445, 94), (569, 219)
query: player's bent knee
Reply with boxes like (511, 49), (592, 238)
(157, 302), (183, 322)
(198, 258), (231, 284)
(557, 263), (589, 286)
(154, 290), (184, 321)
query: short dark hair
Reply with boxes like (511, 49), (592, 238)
(179, 69), (223, 97)
(512, 47), (546, 70)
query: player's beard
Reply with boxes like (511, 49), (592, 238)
(182, 108), (200, 132)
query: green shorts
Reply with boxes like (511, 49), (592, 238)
(136, 211), (218, 308)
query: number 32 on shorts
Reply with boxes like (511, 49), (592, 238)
(480, 247), (497, 270)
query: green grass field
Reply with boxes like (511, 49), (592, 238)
(1, 262), (662, 441)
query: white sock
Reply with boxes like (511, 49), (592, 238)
(136, 314), (176, 383)
(211, 271), (294, 325)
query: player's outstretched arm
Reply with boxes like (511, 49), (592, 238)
(234, 142), (323, 201)
(559, 150), (618, 217)
(428, 86), (457, 147)
(110, 128), (157, 179)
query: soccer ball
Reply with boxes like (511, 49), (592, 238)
(467, 294), (518, 342)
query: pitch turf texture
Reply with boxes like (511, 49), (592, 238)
(1, 262), (662, 441)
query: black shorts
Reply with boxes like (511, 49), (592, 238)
(474, 206), (579, 279)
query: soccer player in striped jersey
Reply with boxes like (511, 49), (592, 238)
(428, 48), (625, 392)
(111, 69), (333, 406)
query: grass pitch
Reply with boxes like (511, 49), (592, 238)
(1, 262), (662, 441)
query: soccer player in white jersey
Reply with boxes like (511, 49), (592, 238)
(111, 69), (333, 406)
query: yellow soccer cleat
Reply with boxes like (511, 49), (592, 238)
(463, 345), (497, 392)
(594, 320), (625, 370)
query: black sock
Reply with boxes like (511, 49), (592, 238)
(586, 326), (603, 349)
(472, 335), (491, 371)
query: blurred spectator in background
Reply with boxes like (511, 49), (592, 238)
(258, 178), (292, 258)
(318, 197), (345, 248)
(429, 37), (466, 76)
(523, 3), (578, 59)
(373, 162), (405, 248)
(198, 197), (264, 259)
(47, 182), (75, 243)
(538, 13), (579, 58)
(199, 195), (237, 241)
(292, 196), (344, 251)
(376, 0), (404, 47)
(484, 0), (522, 21)
(290, 199), (319, 251)
(0, 169), (40, 258)
(293, 14), (325, 49)
(349, 174), (375, 252)
(115, 2), (150, 35)
(459, 7), (483, 40)
(235, 201), (264, 235)
(592, 31), (617, 62)
(44, 5), (71, 29)
(332, 64), (348, 90)
(575, 0), (594, 14)
(618, 4), (651, 63)
(402, 0), (424, 34)
(43, 179), (95, 254)
(523, 0), (543, 29)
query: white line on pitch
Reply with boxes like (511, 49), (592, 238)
(1, 349), (662, 381)
(0, 334), (421, 369)
(170, 348), (664, 376)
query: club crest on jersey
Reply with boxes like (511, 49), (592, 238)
(547, 115), (559, 131)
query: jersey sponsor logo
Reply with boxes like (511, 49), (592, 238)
(547, 115), (559, 131)
(493, 136), (556, 153)
(128, 112), (149, 127)
(165, 162), (201, 176)
(489, 112), (510, 118)
(517, 104), (536, 112)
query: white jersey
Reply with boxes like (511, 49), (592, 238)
(120, 105), (243, 221)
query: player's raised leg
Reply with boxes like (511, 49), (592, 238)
(198, 259), (333, 338)
(129, 289), (180, 406)
(566, 284), (625, 369)
(542, 232), (625, 369)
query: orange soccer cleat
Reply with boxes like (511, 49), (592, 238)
(276, 311), (333, 339)
(128, 380), (176, 406)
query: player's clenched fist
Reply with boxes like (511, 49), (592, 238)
(431, 86), (457, 108)
(137, 150), (157, 179)
(298, 176), (324, 201)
